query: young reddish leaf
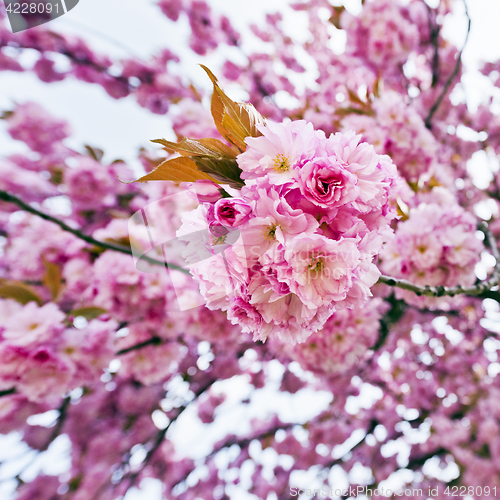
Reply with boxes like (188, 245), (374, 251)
(133, 156), (218, 184)
(329, 5), (345, 29)
(200, 65), (266, 152)
(151, 137), (238, 158)
(84, 145), (105, 162)
(42, 256), (62, 301)
(0, 280), (43, 305)
(396, 197), (410, 221)
(347, 88), (367, 106)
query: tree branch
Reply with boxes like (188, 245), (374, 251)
(426, 3), (441, 88)
(378, 222), (500, 299)
(43, 396), (71, 451)
(116, 337), (163, 355)
(424, 0), (471, 128)
(122, 378), (217, 489)
(0, 190), (190, 275)
(377, 273), (497, 298)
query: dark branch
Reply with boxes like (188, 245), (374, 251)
(371, 295), (407, 351)
(426, 3), (441, 88)
(425, 0), (471, 128)
(123, 378), (216, 489)
(43, 396), (71, 451)
(116, 337), (163, 355)
(378, 222), (500, 298)
(0, 190), (189, 274)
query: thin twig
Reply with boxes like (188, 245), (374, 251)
(426, 3), (441, 88)
(483, 221), (500, 285)
(377, 273), (496, 298)
(43, 396), (71, 451)
(116, 337), (162, 355)
(0, 190), (190, 275)
(11, 396), (71, 484)
(424, 0), (471, 128)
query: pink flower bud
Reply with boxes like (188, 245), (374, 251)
(214, 198), (252, 227)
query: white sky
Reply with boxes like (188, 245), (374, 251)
(1, 0), (499, 168)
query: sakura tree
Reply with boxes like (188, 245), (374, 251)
(1, 1), (500, 499)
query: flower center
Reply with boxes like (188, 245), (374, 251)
(265, 224), (278, 240)
(273, 153), (290, 172)
(308, 255), (324, 274)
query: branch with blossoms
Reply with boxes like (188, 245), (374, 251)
(0, 189), (189, 274)
(2, 1), (500, 499)
(2, 186), (498, 305)
(379, 221), (500, 298)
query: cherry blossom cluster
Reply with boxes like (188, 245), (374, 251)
(341, 91), (439, 181)
(0, 300), (115, 404)
(379, 202), (484, 308)
(341, 0), (421, 72)
(180, 120), (399, 343)
(274, 297), (389, 376)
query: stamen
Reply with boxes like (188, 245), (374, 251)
(273, 153), (290, 172)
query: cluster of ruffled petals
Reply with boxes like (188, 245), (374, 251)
(179, 120), (399, 343)
(5, 102), (70, 154)
(0, 300), (115, 404)
(274, 297), (389, 376)
(379, 202), (484, 308)
(341, 0), (420, 72)
(341, 91), (439, 181)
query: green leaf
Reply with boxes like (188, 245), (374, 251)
(0, 280), (43, 305)
(192, 156), (244, 189)
(70, 307), (107, 320)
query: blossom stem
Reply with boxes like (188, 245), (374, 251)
(0, 190), (190, 274)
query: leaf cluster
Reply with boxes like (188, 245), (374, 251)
(132, 66), (266, 189)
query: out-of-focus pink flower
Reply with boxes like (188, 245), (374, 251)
(6, 102), (70, 154)
(379, 202), (483, 309)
